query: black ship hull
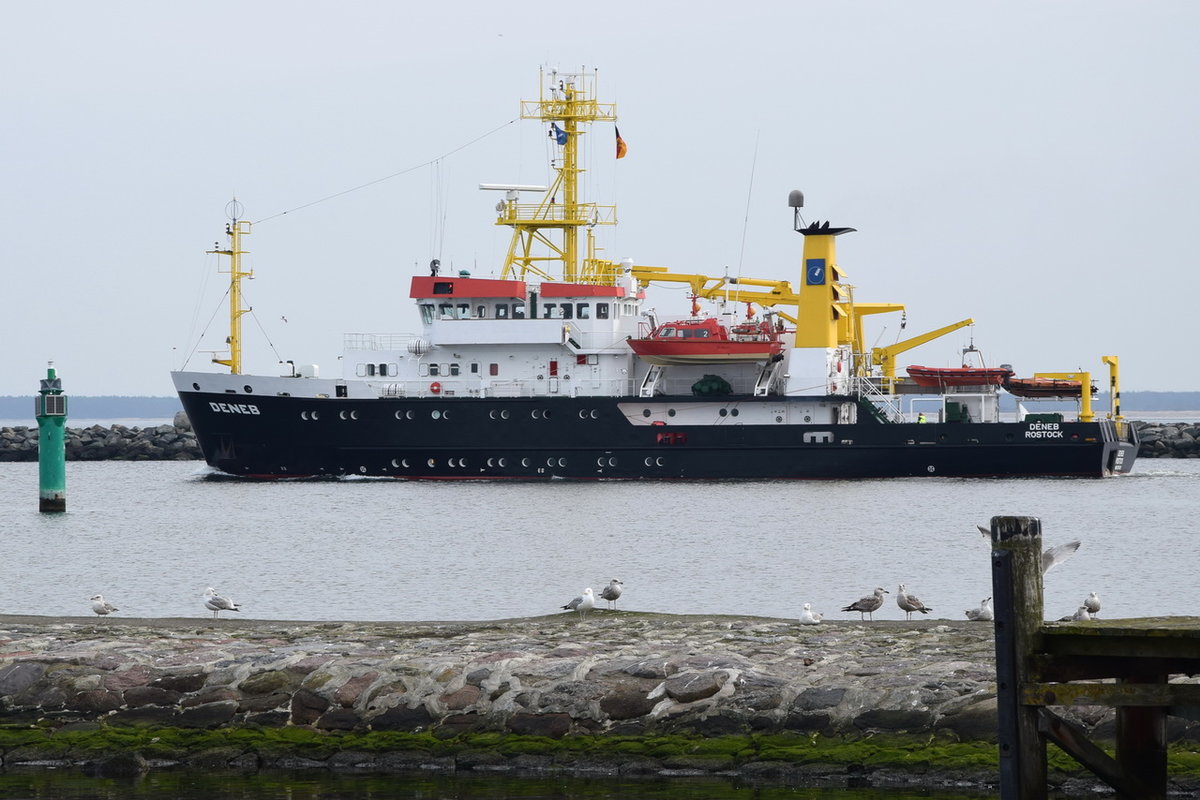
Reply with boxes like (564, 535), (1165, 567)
(178, 391), (1138, 480)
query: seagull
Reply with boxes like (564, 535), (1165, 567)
(799, 603), (823, 625)
(203, 587), (240, 619)
(1083, 591), (1101, 617)
(965, 597), (993, 622)
(1059, 606), (1092, 622)
(90, 594), (118, 616)
(976, 525), (1081, 574)
(841, 586), (888, 620)
(561, 587), (594, 619)
(600, 579), (624, 610)
(896, 584), (932, 619)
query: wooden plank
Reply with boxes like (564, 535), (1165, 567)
(1039, 630), (1200, 661)
(1038, 708), (1152, 798)
(1035, 653), (1200, 682)
(1024, 682), (1200, 707)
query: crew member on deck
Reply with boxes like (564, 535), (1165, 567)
(917, 413), (927, 423)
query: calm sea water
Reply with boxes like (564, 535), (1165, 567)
(0, 456), (1197, 623)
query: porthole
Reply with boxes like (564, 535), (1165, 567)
(546, 457), (556, 466)
(407, 410), (415, 420)
(311, 411), (320, 420)
(487, 458), (495, 467)
(431, 410), (442, 420)
(596, 458), (606, 467)
(580, 410), (589, 420)
(498, 458), (507, 467)
(339, 410), (348, 420)
(668, 409), (676, 417)
(490, 410), (498, 420)
(927, 465), (936, 473)
(655, 457), (665, 466)
(391, 459), (400, 468)
(359, 466), (367, 474)
(608, 457), (618, 467)
(244, 385), (253, 394)
(443, 410), (450, 420)
(558, 458), (567, 467)
(521, 458), (530, 467)
(719, 408), (728, 417)
(394, 410), (403, 420)
(731, 409), (739, 417)
(544, 409), (552, 419)
(590, 410), (599, 419)
(351, 410), (359, 420)
(642, 409), (651, 418)
(402, 459), (410, 468)
(427, 458), (436, 467)
(500, 409), (510, 420)
(459, 458), (467, 468)
(776, 415), (783, 423)
(804, 415), (812, 422)
(192, 382), (200, 391)
(532, 409), (542, 419)
(644, 457), (653, 466)
(301, 411), (309, 421)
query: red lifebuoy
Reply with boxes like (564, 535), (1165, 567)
(430, 381), (442, 394)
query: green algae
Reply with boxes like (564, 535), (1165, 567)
(2, 723), (1198, 780)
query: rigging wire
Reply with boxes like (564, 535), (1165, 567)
(178, 286), (231, 371)
(252, 118), (518, 225)
(736, 130), (761, 280)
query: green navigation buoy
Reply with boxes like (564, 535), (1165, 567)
(36, 362), (67, 513)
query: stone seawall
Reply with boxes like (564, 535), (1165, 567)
(2, 613), (1198, 790)
(0, 419), (1193, 462)
(1133, 420), (1200, 458)
(0, 412), (201, 462)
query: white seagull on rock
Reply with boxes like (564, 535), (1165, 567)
(841, 586), (888, 620)
(965, 597), (993, 622)
(90, 595), (118, 616)
(799, 603), (823, 625)
(561, 588), (594, 619)
(896, 584), (932, 620)
(600, 579), (624, 610)
(204, 587), (241, 619)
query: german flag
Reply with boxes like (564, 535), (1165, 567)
(615, 126), (628, 159)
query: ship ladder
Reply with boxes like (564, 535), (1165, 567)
(753, 360), (784, 397)
(639, 365), (666, 398)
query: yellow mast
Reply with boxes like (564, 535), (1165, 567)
(209, 200), (253, 374)
(497, 69), (619, 284)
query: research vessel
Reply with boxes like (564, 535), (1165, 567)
(172, 70), (1138, 479)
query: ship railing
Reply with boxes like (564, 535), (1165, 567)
(853, 376), (905, 422)
(374, 378), (638, 399)
(496, 202), (617, 226)
(344, 333), (420, 352)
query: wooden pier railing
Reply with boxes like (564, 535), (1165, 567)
(989, 516), (1200, 799)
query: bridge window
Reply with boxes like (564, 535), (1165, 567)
(576, 303), (590, 319)
(438, 303), (454, 319)
(496, 304), (509, 319)
(366, 364), (376, 377)
(512, 304), (526, 319)
(420, 304), (435, 324)
(561, 304), (573, 320)
(596, 303), (609, 319)
(476, 305), (487, 318)
(457, 304), (470, 319)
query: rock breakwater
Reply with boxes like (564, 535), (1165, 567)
(2, 613), (1198, 790)
(1133, 420), (1200, 458)
(0, 412), (201, 462)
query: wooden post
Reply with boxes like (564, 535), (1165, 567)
(1116, 670), (1167, 799)
(991, 515), (1046, 800)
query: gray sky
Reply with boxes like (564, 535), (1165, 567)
(4, 1), (1198, 397)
